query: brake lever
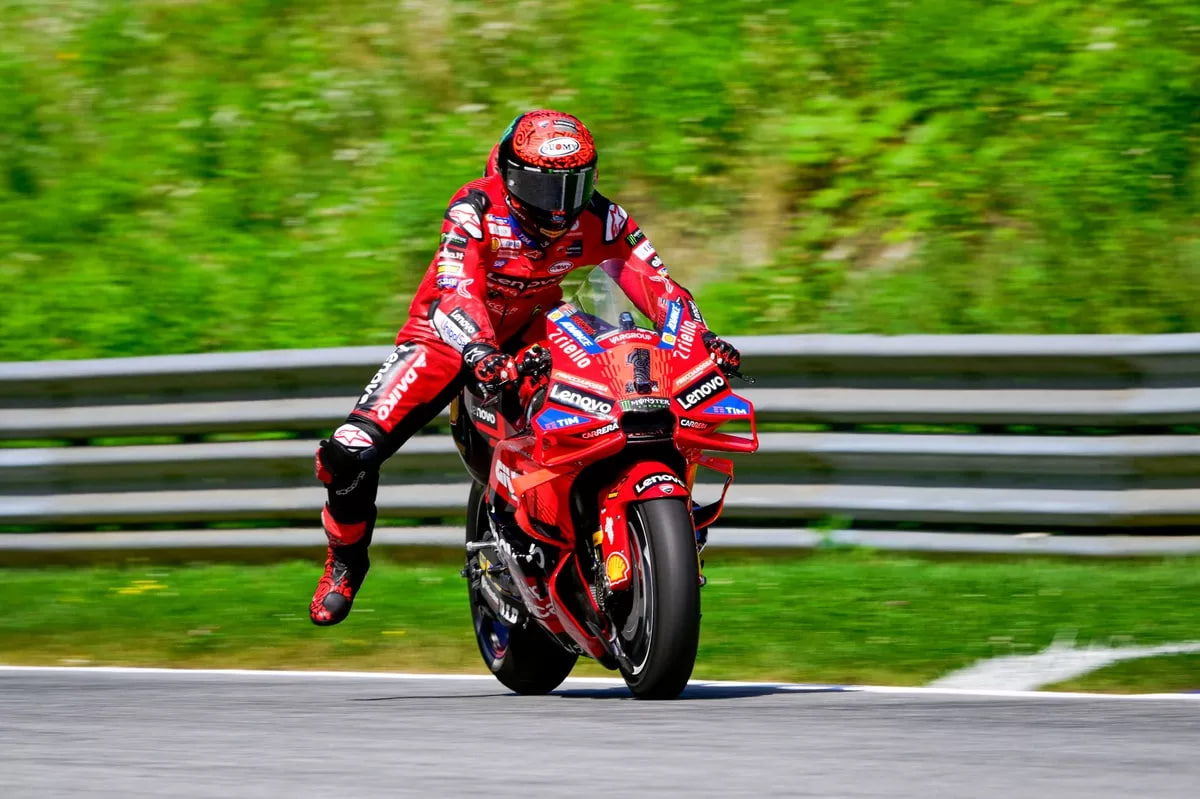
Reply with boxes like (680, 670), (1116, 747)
(725, 367), (756, 385)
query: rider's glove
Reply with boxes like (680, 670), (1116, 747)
(463, 342), (519, 392)
(702, 331), (741, 371)
(515, 344), (553, 407)
(515, 344), (552, 380)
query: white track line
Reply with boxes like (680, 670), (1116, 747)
(1, 665), (1196, 701)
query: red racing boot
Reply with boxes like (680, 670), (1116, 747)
(309, 505), (372, 626)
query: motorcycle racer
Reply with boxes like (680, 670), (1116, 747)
(310, 109), (742, 625)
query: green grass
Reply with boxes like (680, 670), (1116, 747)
(2, 1), (1199, 362)
(1045, 654), (1200, 694)
(3, 550), (1197, 690)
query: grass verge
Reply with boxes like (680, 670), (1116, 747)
(1044, 654), (1200, 694)
(3, 550), (1197, 690)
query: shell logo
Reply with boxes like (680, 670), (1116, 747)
(606, 552), (630, 585)
(538, 137), (581, 158)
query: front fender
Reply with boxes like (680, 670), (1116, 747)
(597, 461), (689, 591)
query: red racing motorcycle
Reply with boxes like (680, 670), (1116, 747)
(451, 268), (757, 699)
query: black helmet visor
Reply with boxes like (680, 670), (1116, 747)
(505, 165), (596, 217)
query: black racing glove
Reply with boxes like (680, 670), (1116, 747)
(702, 331), (741, 371)
(515, 344), (552, 380)
(463, 342), (519, 393)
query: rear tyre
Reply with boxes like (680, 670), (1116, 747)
(466, 483), (576, 695)
(616, 498), (701, 700)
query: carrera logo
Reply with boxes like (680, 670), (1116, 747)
(549, 383), (613, 415)
(676, 372), (726, 411)
(581, 421), (619, 439)
(634, 473), (686, 495)
(679, 417), (710, 430)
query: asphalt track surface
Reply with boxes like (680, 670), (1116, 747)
(2, 668), (1197, 799)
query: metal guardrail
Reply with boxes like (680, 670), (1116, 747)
(2, 334), (1199, 533)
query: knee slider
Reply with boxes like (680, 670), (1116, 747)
(315, 423), (382, 487)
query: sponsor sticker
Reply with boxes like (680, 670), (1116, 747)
(547, 329), (593, 368)
(605, 552), (630, 586)
(634, 472), (687, 495)
(432, 308), (472, 350)
(555, 370), (611, 394)
(673, 359), (712, 389)
(633, 240), (655, 261)
(658, 300), (684, 349)
(548, 383), (614, 416)
(548, 260), (573, 274)
(675, 371), (727, 411)
(566, 240), (583, 257)
(605, 203), (628, 243)
(600, 330), (657, 346)
(374, 351), (428, 421)
(448, 308), (480, 336)
(619, 397), (670, 412)
(626, 228), (645, 247)
(446, 203), (483, 239)
(536, 407), (589, 431)
(538, 137), (582, 158)
(701, 393), (752, 417)
(332, 423), (374, 449)
(471, 404), (497, 426)
(581, 420), (620, 439)
(554, 317), (604, 354)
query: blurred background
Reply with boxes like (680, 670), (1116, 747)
(1, 1), (1199, 700)
(2, 0), (1199, 362)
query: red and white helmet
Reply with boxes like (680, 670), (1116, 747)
(496, 110), (597, 245)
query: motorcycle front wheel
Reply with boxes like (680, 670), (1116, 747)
(465, 482), (577, 695)
(614, 497), (701, 700)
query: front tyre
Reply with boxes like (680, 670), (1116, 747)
(466, 483), (576, 695)
(617, 498), (701, 700)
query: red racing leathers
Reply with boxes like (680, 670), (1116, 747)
(310, 171), (714, 622)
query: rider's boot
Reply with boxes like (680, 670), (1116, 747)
(310, 426), (381, 626)
(310, 504), (374, 626)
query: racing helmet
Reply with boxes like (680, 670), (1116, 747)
(496, 110), (597, 245)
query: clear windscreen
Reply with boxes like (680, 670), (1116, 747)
(557, 260), (653, 332)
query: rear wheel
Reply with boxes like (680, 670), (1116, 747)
(614, 498), (700, 699)
(466, 483), (576, 695)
